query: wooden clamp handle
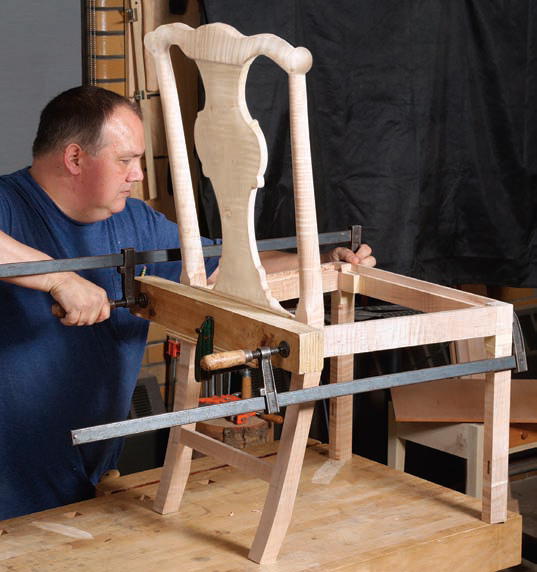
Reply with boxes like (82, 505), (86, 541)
(201, 342), (290, 372)
(51, 303), (68, 319)
(257, 413), (284, 424)
(51, 295), (148, 319)
(200, 349), (253, 371)
(51, 299), (117, 319)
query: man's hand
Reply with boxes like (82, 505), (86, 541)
(258, 243), (376, 274)
(324, 243), (376, 267)
(48, 272), (110, 326)
(0, 231), (110, 325)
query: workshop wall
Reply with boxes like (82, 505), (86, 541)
(0, 1), (81, 173)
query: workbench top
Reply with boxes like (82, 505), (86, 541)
(0, 442), (521, 571)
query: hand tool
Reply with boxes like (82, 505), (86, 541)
(0, 226), (361, 319)
(165, 337), (180, 411)
(71, 297), (527, 444)
(240, 369), (283, 423)
(51, 295), (149, 318)
(195, 321), (288, 422)
(0, 226), (362, 279)
(50, 247), (148, 318)
(201, 342), (290, 415)
(71, 354), (522, 445)
(199, 394), (252, 424)
(199, 394), (283, 425)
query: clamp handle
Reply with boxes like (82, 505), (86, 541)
(51, 299), (116, 319)
(50, 247), (148, 320)
(200, 343), (289, 415)
(201, 349), (253, 371)
(51, 294), (148, 319)
(200, 342), (290, 372)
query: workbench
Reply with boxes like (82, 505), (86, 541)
(0, 441), (521, 571)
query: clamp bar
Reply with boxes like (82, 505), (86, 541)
(71, 355), (516, 445)
(0, 229), (357, 278)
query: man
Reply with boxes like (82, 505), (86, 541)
(0, 86), (375, 520)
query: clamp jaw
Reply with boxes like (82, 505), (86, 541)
(51, 247), (148, 318)
(199, 342), (290, 415)
(195, 313), (290, 415)
(115, 248), (148, 311)
(512, 313), (527, 374)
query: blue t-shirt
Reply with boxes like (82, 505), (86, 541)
(0, 168), (219, 519)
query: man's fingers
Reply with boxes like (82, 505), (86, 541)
(60, 309), (82, 326)
(49, 272), (111, 326)
(95, 303), (112, 323)
(326, 244), (376, 267)
(356, 243), (372, 259)
(359, 254), (376, 267)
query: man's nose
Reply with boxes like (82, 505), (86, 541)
(128, 159), (144, 182)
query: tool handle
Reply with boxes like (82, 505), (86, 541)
(241, 368), (252, 399)
(51, 299), (117, 319)
(200, 350), (252, 371)
(257, 413), (284, 424)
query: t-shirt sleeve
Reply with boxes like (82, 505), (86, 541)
(0, 188), (13, 233)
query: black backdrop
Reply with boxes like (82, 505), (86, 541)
(197, 0), (537, 287)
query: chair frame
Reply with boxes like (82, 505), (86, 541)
(135, 22), (513, 564)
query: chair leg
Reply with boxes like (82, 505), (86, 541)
(328, 289), (355, 461)
(248, 372), (320, 564)
(482, 368), (511, 522)
(387, 401), (406, 472)
(465, 423), (484, 498)
(153, 341), (199, 514)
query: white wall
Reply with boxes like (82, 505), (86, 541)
(0, 0), (81, 173)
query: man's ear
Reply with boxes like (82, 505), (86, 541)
(64, 143), (82, 175)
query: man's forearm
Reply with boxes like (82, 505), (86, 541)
(0, 230), (111, 325)
(0, 230), (61, 292)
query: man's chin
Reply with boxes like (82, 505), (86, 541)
(110, 198), (128, 215)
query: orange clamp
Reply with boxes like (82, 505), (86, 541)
(166, 339), (181, 358)
(198, 394), (255, 425)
